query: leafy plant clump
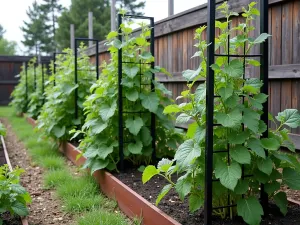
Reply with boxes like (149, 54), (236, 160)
(36, 46), (96, 141)
(0, 122), (6, 136)
(0, 165), (31, 224)
(75, 16), (183, 173)
(10, 58), (36, 115)
(143, 2), (300, 225)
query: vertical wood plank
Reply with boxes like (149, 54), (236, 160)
(292, 80), (300, 134)
(182, 30), (188, 70)
(269, 81), (281, 124)
(268, 7), (272, 66)
(172, 33), (178, 73)
(293, 1), (300, 64)
(167, 35), (173, 72)
(177, 31), (183, 73)
(271, 5), (282, 65)
(281, 2), (293, 64)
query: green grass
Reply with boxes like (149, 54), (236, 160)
(0, 106), (130, 225)
(43, 169), (73, 189)
(76, 210), (129, 225)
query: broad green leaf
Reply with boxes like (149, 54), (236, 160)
(195, 84), (206, 102)
(91, 122), (108, 135)
(52, 126), (66, 138)
(215, 109), (242, 128)
(123, 65), (139, 78)
(282, 168), (300, 190)
(252, 33), (272, 44)
(11, 202), (29, 216)
(273, 152), (300, 171)
(244, 78), (263, 91)
(175, 139), (201, 168)
(125, 89), (139, 101)
(257, 157), (273, 175)
(230, 145), (251, 164)
(156, 184), (172, 205)
(140, 92), (159, 113)
(274, 192), (288, 215)
(142, 165), (159, 184)
(107, 31), (118, 39)
(175, 174), (192, 200)
(157, 158), (173, 172)
(224, 59), (243, 78)
(242, 108), (260, 133)
(254, 169), (269, 184)
(276, 109), (300, 128)
(258, 120), (267, 133)
(189, 193), (204, 213)
(139, 51), (153, 60)
(282, 140), (295, 152)
(138, 165), (145, 172)
(90, 158), (109, 174)
(265, 181), (280, 195)
(219, 85), (233, 101)
(141, 127), (152, 146)
(186, 123), (205, 143)
(176, 113), (191, 124)
(247, 138), (265, 158)
(99, 101), (117, 121)
(83, 146), (99, 158)
(135, 37), (146, 45)
(228, 130), (250, 144)
(128, 140), (143, 154)
(182, 66), (201, 81)
(237, 197), (263, 225)
(163, 104), (180, 114)
(261, 138), (280, 151)
(234, 179), (249, 195)
(215, 161), (241, 190)
(125, 117), (144, 136)
(246, 59), (260, 66)
(153, 80), (172, 96)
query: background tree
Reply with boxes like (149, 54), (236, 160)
(21, 1), (52, 55)
(0, 24), (17, 55)
(56, 0), (145, 50)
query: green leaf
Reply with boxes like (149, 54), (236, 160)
(11, 202), (29, 216)
(215, 109), (242, 128)
(123, 65), (139, 78)
(252, 33), (272, 44)
(128, 140), (143, 154)
(182, 66), (201, 81)
(156, 184), (172, 205)
(234, 179), (249, 195)
(125, 89), (139, 101)
(195, 84), (206, 102)
(175, 139), (201, 168)
(274, 192), (288, 215)
(175, 174), (192, 200)
(107, 31), (118, 39)
(219, 85), (233, 101)
(91, 122), (108, 135)
(254, 169), (269, 184)
(228, 130), (250, 144)
(140, 92), (159, 113)
(163, 104), (180, 114)
(90, 158), (109, 174)
(224, 59), (243, 78)
(282, 168), (300, 190)
(138, 165), (145, 172)
(135, 37), (146, 45)
(176, 113), (191, 124)
(247, 59), (260, 66)
(282, 140), (295, 152)
(257, 157), (273, 175)
(247, 138), (265, 158)
(189, 193), (203, 213)
(139, 52), (153, 60)
(157, 158), (173, 172)
(242, 108), (260, 133)
(276, 109), (300, 128)
(215, 161), (241, 190)
(99, 101), (117, 121)
(261, 138), (280, 151)
(186, 123), (205, 144)
(265, 181), (280, 195)
(237, 197), (263, 225)
(230, 145), (251, 164)
(142, 165), (159, 184)
(125, 117), (144, 136)
(52, 126), (66, 138)
(141, 127), (152, 146)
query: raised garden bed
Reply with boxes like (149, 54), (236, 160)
(25, 116), (300, 224)
(0, 132), (29, 225)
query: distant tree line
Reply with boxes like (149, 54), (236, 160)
(0, 24), (17, 55)
(21, 0), (145, 55)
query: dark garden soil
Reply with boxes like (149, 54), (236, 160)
(1, 212), (22, 225)
(115, 168), (300, 225)
(0, 118), (75, 225)
(0, 143), (6, 166)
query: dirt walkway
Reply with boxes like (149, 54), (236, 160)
(1, 118), (74, 225)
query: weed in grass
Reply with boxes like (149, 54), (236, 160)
(38, 155), (65, 170)
(43, 169), (73, 189)
(56, 176), (98, 199)
(76, 210), (129, 225)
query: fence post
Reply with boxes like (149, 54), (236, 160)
(88, 12), (93, 47)
(70, 24), (75, 51)
(111, 0), (116, 31)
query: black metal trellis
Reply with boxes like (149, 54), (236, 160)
(33, 62), (37, 90)
(204, 1), (269, 224)
(74, 37), (100, 120)
(53, 52), (67, 86)
(24, 61), (28, 111)
(118, 14), (156, 171)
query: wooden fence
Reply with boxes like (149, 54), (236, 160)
(86, 0), (300, 147)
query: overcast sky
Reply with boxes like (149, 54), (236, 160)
(0, 0), (207, 54)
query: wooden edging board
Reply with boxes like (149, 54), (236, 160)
(1, 131), (29, 225)
(25, 116), (181, 225)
